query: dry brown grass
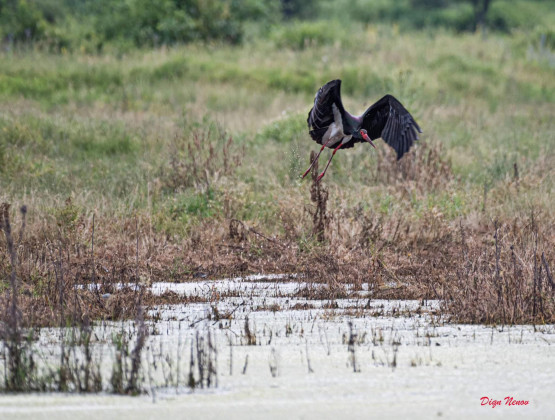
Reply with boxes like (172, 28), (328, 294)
(441, 214), (555, 324)
(1, 141), (554, 327)
(3, 202), (553, 327)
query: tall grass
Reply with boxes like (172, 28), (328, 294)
(1, 25), (554, 331)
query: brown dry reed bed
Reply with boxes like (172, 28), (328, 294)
(1, 138), (554, 328)
(1, 146), (553, 330)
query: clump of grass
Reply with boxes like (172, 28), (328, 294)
(369, 141), (453, 192)
(243, 316), (257, 346)
(162, 122), (244, 193)
(56, 318), (103, 393)
(188, 330), (218, 389)
(346, 321), (360, 373)
(110, 320), (147, 396)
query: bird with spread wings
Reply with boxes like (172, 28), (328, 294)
(303, 79), (422, 181)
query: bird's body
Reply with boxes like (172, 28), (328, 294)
(303, 79), (422, 180)
(317, 103), (352, 147)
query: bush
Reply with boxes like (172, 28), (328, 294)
(486, 0), (550, 33)
(257, 113), (307, 144)
(280, 0), (319, 19)
(0, 0), (47, 43)
(2, 0), (553, 51)
(318, 0), (554, 33)
(0, 0), (280, 50)
(271, 21), (345, 50)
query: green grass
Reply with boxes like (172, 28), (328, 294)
(0, 26), (553, 233)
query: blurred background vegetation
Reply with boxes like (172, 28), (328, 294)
(0, 0), (553, 237)
(1, 0), (554, 51)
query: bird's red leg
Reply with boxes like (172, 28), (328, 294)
(301, 143), (327, 179)
(317, 142), (344, 181)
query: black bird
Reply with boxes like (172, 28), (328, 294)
(303, 79), (422, 181)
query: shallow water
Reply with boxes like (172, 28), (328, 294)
(2, 276), (554, 419)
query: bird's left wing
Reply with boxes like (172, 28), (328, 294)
(307, 80), (346, 145)
(361, 95), (422, 159)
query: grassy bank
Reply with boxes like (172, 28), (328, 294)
(0, 26), (554, 333)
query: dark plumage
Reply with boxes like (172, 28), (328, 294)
(303, 79), (422, 181)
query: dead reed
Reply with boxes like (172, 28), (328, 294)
(309, 150), (329, 242)
(441, 214), (555, 324)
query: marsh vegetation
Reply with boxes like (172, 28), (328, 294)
(0, 0), (554, 402)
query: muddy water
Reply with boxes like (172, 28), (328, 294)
(1, 277), (553, 419)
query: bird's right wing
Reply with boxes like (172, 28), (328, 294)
(307, 80), (346, 144)
(361, 95), (422, 159)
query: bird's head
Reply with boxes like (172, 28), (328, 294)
(359, 129), (376, 149)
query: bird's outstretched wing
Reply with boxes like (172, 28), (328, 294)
(307, 80), (346, 145)
(361, 95), (422, 160)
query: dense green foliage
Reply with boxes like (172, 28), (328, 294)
(0, 0), (553, 51)
(0, 0), (280, 50)
(321, 0), (555, 33)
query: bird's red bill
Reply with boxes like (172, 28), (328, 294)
(361, 131), (377, 149)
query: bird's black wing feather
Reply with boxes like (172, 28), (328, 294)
(307, 80), (346, 145)
(361, 95), (422, 159)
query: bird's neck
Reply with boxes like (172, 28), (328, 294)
(347, 112), (362, 124)
(344, 112), (362, 133)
